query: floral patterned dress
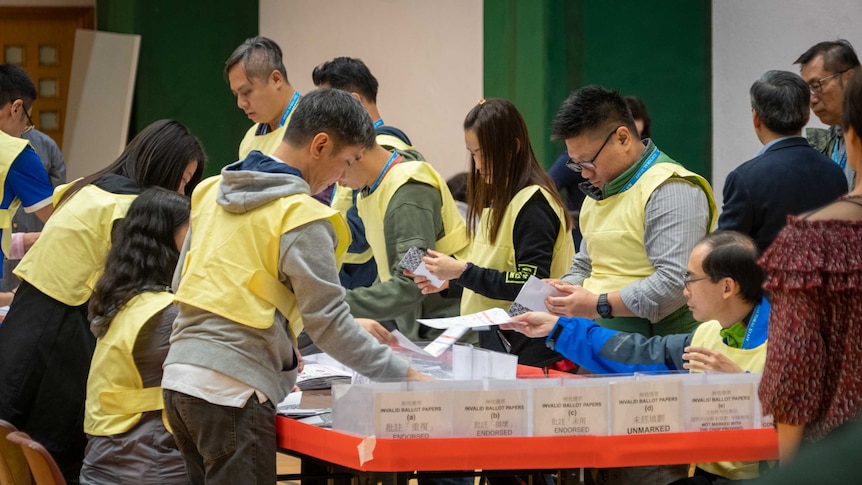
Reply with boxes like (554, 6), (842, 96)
(758, 198), (862, 441)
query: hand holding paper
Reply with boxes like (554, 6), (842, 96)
(399, 247), (446, 289)
(500, 312), (560, 338)
(421, 249), (469, 281)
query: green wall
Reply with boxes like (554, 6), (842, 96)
(97, 0), (258, 176)
(484, 0), (712, 181)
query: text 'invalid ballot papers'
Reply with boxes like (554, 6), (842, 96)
(399, 276), (562, 357)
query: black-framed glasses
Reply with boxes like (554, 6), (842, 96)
(20, 103), (34, 135)
(683, 275), (710, 289)
(566, 126), (620, 172)
(808, 69), (852, 95)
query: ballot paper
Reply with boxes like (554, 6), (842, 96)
(508, 276), (566, 316)
(399, 246), (445, 288)
(417, 307), (512, 330)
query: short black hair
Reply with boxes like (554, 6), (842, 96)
(795, 39), (860, 72)
(698, 231), (765, 304)
(284, 88), (375, 150)
(750, 70), (810, 135)
(224, 36), (288, 82)
(311, 57), (378, 103)
(551, 85), (637, 140)
(0, 64), (37, 109)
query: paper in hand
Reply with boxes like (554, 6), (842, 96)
(399, 246), (445, 288)
(508, 276), (566, 316)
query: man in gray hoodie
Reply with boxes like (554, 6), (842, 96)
(162, 89), (423, 484)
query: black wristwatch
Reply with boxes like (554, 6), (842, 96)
(597, 293), (613, 319)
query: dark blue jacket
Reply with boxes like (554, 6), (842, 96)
(718, 136), (847, 252)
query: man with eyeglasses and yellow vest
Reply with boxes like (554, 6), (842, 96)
(162, 89), (427, 485)
(542, 86), (716, 484)
(0, 64), (54, 302)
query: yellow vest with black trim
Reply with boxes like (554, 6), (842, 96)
(238, 123), (288, 159)
(14, 184), (137, 306)
(0, 132), (30, 257)
(690, 320), (767, 480)
(356, 161), (470, 282)
(331, 184), (372, 266)
(174, 176), (350, 339)
(461, 186), (574, 314)
(581, 163), (716, 295)
(84, 291), (175, 436)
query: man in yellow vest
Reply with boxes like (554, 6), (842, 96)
(162, 89), (426, 484)
(0, 64), (54, 292)
(545, 86), (716, 339)
(312, 56), (415, 290)
(503, 230), (769, 482)
(337, 140), (472, 342)
(226, 36), (301, 160)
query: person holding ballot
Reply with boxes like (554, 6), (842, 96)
(501, 231), (769, 482)
(416, 98), (574, 368)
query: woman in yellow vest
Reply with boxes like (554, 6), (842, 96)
(0, 119), (205, 483)
(419, 98), (575, 368)
(80, 188), (190, 484)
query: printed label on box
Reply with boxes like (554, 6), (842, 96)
(610, 379), (682, 435)
(374, 391), (452, 439)
(687, 382), (756, 431)
(452, 389), (527, 437)
(533, 385), (608, 436)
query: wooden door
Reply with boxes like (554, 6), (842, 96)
(0, 7), (94, 149)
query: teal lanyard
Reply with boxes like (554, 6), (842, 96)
(367, 152), (400, 194)
(833, 139), (847, 169)
(261, 91), (300, 135)
(741, 297), (770, 349)
(619, 147), (661, 194)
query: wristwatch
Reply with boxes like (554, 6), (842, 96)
(596, 293), (613, 319)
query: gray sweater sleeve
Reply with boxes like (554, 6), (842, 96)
(279, 219), (410, 380)
(619, 178), (710, 322)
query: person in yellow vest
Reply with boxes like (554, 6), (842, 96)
(313, 56), (417, 290)
(503, 231), (769, 483)
(0, 64), (55, 302)
(162, 89), (427, 485)
(417, 98), (575, 369)
(227, 36), (301, 160)
(80, 188), (190, 485)
(0, 119), (205, 484)
(336, 140), (472, 342)
(546, 86), (717, 340)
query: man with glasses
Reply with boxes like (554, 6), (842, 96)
(502, 230), (769, 483)
(0, 64), (54, 288)
(717, 70), (847, 253)
(545, 85), (715, 339)
(796, 39), (860, 189)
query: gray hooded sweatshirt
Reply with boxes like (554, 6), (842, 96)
(163, 156), (409, 406)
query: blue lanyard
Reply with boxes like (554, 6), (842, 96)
(262, 91), (300, 135)
(833, 139), (847, 169)
(741, 297), (770, 349)
(619, 147), (661, 193)
(373, 118), (384, 129)
(367, 152), (399, 194)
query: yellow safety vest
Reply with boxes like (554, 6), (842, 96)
(0, 132), (28, 256)
(238, 123), (288, 159)
(84, 291), (175, 436)
(331, 184), (372, 265)
(461, 186), (574, 314)
(690, 320), (767, 480)
(174, 176), (350, 340)
(581, 163), (716, 295)
(357, 161), (470, 282)
(14, 183), (136, 306)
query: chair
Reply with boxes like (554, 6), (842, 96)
(0, 420), (31, 485)
(4, 432), (64, 485)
